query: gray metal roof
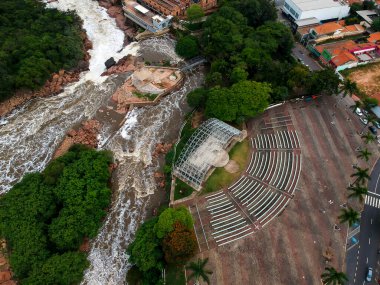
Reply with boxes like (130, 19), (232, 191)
(173, 118), (242, 190)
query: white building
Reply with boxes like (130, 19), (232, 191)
(282, 0), (350, 22)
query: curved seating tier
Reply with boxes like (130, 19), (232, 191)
(205, 192), (254, 246)
(252, 130), (300, 150)
(200, 130), (301, 247)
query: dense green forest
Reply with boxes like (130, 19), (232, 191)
(176, 0), (340, 122)
(0, 145), (113, 284)
(0, 0), (84, 101)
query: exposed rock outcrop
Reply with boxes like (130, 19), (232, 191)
(53, 119), (102, 158)
(101, 55), (138, 76)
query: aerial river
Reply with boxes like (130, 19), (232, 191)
(0, 0), (204, 284)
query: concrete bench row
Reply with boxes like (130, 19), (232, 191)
(252, 130), (300, 150)
(205, 192), (254, 246)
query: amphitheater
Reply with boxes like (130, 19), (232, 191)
(185, 113), (302, 250)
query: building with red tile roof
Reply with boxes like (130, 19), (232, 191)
(309, 22), (365, 43)
(368, 32), (380, 43)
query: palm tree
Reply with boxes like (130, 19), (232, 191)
(340, 79), (359, 97)
(347, 184), (368, 203)
(349, 101), (362, 113)
(351, 166), (370, 185)
(321, 267), (348, 285)
(338, 207), (360, 226)
(357, 148), (372, 162)
(186, 258), (213, 285)
(361, 132), (376, 144)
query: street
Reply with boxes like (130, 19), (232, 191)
(292, 43), (322, 71)
(347, 158), (380, 285)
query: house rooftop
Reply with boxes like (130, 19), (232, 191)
(290, 0), (348, 11)
(313, 22), (343, 35)
(331, 51), (358, 66)
(368, 32), (380, 43)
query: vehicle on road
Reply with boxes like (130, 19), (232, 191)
(369, 126), (377, 135)
(374, 121), (380, 129)
(366, 267), (373, 282)
(360, 117), (368, 125)
(355, 108), (363, 116)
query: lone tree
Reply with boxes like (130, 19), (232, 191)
(351, 166), (370, 185)
(321, 267), (348, 285)
(361, 132), (376, 144)
(186, 258), (213, 285)
(338, 207), (360, 227)
(357, 148), (372, 162)
(186, 4), (204, 22)
(347, 184), (368, 203)
(340, 79), (359, 97)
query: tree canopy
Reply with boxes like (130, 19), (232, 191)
(127, 218), (164, 272)
(128, 206), (196, 284)
(154, 206), (194, 239)
(162, 221), (197, 264)
(0, 0), (84, 101)
(186, 4), (205, 21)
(205, 80), (271, 122)
(0, 145), (112, 283)
(175, 36), (199, 59)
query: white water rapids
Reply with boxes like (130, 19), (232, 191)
(0, 1), (204, 284)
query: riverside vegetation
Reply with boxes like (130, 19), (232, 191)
(127, 207), (197, 285)
(0, 0), (85, 101)
(0, 145), (113, 284)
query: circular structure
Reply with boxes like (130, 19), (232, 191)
(224, 160), (239, 174)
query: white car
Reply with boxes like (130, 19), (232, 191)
(360, 117), (368, 125)
(355, 108), (363, 116)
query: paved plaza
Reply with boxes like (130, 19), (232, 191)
(182, 94), (379, 284)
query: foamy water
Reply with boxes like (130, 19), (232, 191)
(83, 69), (204, 284)
(0, 2), (204, 284)
(0, 0), (138, 194)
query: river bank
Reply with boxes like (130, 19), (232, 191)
(0, 30), (92, 118)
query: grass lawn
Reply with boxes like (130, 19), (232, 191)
(166, 264), (186, 285)
(174, 178), (194, 200)
(201, 139), (250, 195)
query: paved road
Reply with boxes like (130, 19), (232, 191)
(347, 158), (380, 285)
(292, 43), (322, 71)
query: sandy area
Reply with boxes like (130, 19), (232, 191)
(348, 62), (380, 102)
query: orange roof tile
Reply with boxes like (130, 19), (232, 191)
(368, 32), (380, 43)
(313, 22), (344, 35)
(331, 51), (358, 66)
(344, 24), (365, 32)
(348, 0), (361, 5)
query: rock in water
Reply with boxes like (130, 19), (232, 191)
(105, 57), (116, 69)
